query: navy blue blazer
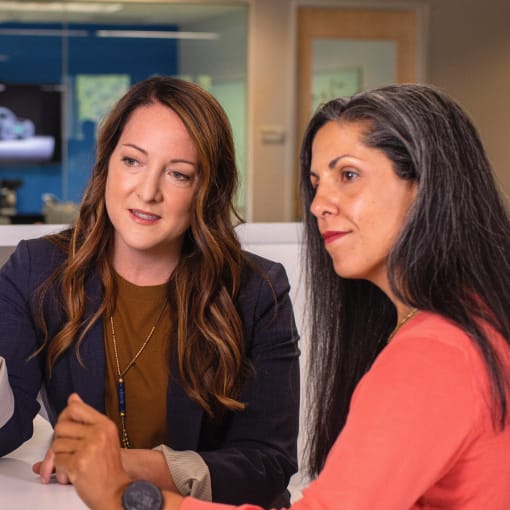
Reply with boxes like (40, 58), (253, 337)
(0, 237), (300, 507)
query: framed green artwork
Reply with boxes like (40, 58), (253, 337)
(311, 67), (361, 114)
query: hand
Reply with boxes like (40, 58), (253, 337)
(51, 393), (131, 510)
(32, 446), (70, 484)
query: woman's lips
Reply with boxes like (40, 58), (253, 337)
(322, 230), (348, 244)
(129, 209), (161, 222)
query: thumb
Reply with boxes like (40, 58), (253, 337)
(68, 392), (83, 405)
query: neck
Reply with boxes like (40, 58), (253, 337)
(395, 304), (416, 323)
(111, 234), (183, 285)
(387, 306), (419, 344)
(112, 254), (177, 286)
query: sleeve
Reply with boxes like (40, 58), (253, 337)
(180, 498), (239, 510)
(199, 260), (301, 507)
(156, 445), (212, 501)
(0, 241), (46, 456)
(0, 357), (14, 427)
(288, 335), (483, 510)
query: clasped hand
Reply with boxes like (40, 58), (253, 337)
(33, 393), (131, 510)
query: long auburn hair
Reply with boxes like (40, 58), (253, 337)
(300, 84), (510, 476)
(37, 76), (248, 416)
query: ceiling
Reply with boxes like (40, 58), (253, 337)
(0, 1), (244, 26)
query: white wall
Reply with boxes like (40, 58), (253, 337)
(236, 0), (510, 218)
(425, 0), (510, 200)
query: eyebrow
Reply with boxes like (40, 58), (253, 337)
(121, 143), (197, 166)
(328, 154), (354, 169)
(122, 143), (147, 155)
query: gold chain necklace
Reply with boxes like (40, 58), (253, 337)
(387, 307), (418, 344)
(110, 302), (168, 448)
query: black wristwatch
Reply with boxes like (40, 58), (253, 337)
(121, 480), (164, 510)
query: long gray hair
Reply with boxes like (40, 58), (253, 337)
(300, 83), (510, 476)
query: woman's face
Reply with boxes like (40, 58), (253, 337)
(105, 102), (198, 267)
(309, 120), (417, 294)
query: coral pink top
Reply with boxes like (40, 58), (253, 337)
(182, 311), (510, 510)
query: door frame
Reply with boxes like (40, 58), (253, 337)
(291, 0), (429, 219)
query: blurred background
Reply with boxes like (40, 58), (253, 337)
(0, 0), (508, 224)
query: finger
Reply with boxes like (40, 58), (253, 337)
(32, 461), (42, 475)
(68, 392), (83, 404)
(57, 396), (105, 426)
(53, 437), (107, 486)
(35, 448), (56, 484)
(52, 436), (87, 454)
(54, 419), (90, 440)
(55, 467), (70, 485)
(52, 452), (78, 485)
(52, 438), (84, 485)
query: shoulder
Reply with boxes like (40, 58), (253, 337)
(347, 311), (510, 449)
(366, 312), (496, 412)
(236, 251), (298, 349)
(241, 250), (289, 282)
(0, 233), (68, 288)
(240, 250), (290, 293)
(389, 311), (489, 363)
(242, 250), (284, 272)
(236, 250), (294, 320)
(13, 234), (67, 269)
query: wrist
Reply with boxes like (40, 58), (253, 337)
(93, 479), (130, 510)
(121, 480), (164, 510)
(121, 449), (176, 491)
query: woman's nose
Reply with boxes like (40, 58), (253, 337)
(137, 169), (163, 203)
(310, 185), (338, 218)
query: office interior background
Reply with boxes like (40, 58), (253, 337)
(0, 0), (508, 224)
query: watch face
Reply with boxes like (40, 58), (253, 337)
(122, 480), (163, 510)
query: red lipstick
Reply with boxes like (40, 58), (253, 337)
(322, 231), (347, 244)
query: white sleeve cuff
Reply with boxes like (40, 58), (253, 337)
(154, 444), (212, 501)
(0, 357), (15, 427)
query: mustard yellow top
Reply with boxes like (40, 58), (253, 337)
(104, 272), (172, 449)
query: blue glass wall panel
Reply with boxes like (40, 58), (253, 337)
(0, 22), (179, 214)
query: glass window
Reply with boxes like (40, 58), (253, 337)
(0, 2), (248, 222)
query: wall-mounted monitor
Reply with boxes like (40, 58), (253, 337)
(0, 83), (63, 164)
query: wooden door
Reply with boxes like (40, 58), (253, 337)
(295, 7), (417, 218)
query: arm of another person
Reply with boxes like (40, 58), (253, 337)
(196, 259), (300, 506)
(0, 240), (47, 456)
(52, 394), (261, 510)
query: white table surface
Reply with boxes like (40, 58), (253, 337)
(0, 415), (88, 508)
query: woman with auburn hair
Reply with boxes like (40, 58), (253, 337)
(0, 76), (300, 508)
(50, 83), (510, 509)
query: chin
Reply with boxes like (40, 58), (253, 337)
(332, 266), (351, 279)
(332, 264), (364, 281)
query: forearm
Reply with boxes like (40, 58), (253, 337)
(121, 448), (178, 491)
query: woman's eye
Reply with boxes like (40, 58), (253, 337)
(169, 170), (191, 181)
(168, 170), (195, 187)
(121, 156), (138, 167)
(341, 169), (358, 182)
